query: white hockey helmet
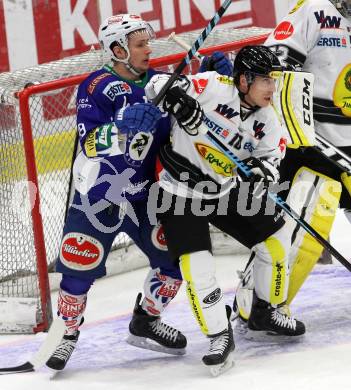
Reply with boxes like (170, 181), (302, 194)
(98, 14), (155, 63)
(329, 0), (351, 19)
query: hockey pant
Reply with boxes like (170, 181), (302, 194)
(235, 167), (341, 319)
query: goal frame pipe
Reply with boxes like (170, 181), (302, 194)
(17, 74), (85, 332)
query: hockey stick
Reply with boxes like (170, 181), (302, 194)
(0, 318), (65, 374)
(152, 0), (233, 106)
(315, 133), (351, 172)
(168, 32), (204, 60)
(200, 124), (351, 271)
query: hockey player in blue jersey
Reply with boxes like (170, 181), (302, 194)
(45, 14), (200, 372)
(46, 13), (230, 372)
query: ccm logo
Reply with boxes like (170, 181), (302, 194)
(302, 78), (311, 126)
(203, 288), (222, 305)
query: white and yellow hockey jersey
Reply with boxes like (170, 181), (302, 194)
(154, 72), (286, 199)
(265, 0), (351, 146)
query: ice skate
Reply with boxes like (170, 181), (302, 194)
(46, 330), (80, 372)
(246, 292), (305, 342)
(202, 306), (235, 377)
(127, 293), (187, 355)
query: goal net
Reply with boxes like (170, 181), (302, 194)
(0, 26), (271, 333)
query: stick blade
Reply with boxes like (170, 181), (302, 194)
(0, 362), (34, 375)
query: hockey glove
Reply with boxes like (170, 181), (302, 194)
(114, 103), (162, 135)
(238, 157), (280, 197)
(199, 51), (233, 76)
(163, 86), (204, 135)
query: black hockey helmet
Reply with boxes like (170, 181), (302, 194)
(233, 45), (282, 86)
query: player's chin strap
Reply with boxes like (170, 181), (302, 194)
(125, 62), (143, 77)
(239, 102), (260, 121)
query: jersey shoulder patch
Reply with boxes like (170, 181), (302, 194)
(86, 72), (112, 95)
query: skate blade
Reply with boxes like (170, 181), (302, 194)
(205, 352), (235, 377)
(126, 334), (186, 356)
(245, 329), (305, 343)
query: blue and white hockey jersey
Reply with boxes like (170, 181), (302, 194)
(72, 65), (171, 202)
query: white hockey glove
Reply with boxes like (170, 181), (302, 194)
(145, 74), (190, 102)
(145, 73), (171, 101)
(145, 74), (203, 135)
(238, 157), (280, 197)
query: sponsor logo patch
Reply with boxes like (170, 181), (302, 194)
(279, 137), (288, 153)
(103, 81), (132, 101)
(203, 288), (222, 305)
(317, 36), (347, 47)
(195, 143), (235, 176)
(273, 21), (294, 40)
(345, 69), (351, 91)
(60, 232), (104, 271)
(274, 263), (284, 297)
(216, 75), (234, 85)
(314, 10), (341, 29)
(125, 131), (153, 165)
(203, 115), (232, 139)
(77, 97), (92, 110)
(215, 104), (240, 120)
(192, 78), (208, 94)
(87, 73), (110, 94)
(151, 223), (168, 251)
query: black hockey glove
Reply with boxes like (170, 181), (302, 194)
(238, 157), (280, 197)
(163, 86), (204, 135)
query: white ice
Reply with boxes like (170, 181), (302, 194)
(0, 210), (350, 390)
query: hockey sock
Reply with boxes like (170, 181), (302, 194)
(180, 250), (227, 336)
(252, 225), (289, 305)
(141, 268), (182, 316)
(57, 288), (87, 335)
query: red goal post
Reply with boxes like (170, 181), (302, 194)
(0, 26), (270, 333)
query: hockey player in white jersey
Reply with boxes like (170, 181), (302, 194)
(145, 45), (305, 375)
(234, 0), (351, 328)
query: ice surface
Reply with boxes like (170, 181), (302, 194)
(0, 211), (350, 390)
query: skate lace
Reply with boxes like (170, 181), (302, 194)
(271, 310), (296, 330)
(151, 319), (178, 342)
(208, 332), (229, 355)
(51, 338), (76, 361)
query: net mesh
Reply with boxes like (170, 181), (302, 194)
(0, 26), (271, 333)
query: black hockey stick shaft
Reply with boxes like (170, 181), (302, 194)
(204, 128), (351, 272)
(152, 0), (232, 106)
